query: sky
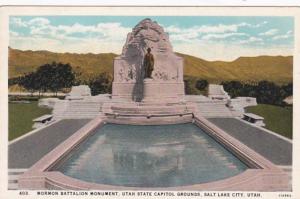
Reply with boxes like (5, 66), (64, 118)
(9, 16), (294, 61)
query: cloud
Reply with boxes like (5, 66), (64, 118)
(259, 29), (279, 36)
(169, 32), (199, 42)
(10, 33), (291, 61)
(10, 17), (27, 27)
(9, 34), (125, 56)
(165, 21), (268, 42)
(28, 17), (50, 26)
(196, 24), (238, 33)
(11, 17), (131, 41)
(9, 17), (292, 61)
(202, 33), (248, 40)
(12, 17), (132, 45)
(165, 24), (240, 43)
(238, 36), (263, 44)
(172, 41), (292, 61)
(272, 30), (293, 40)
(9, 31), (19, 37)
(10, 17), (50, 27)
(9, 17), (133, 56)
(238, 21), (268, 28)
(165, 24), (239, 36)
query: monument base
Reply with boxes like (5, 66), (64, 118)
(142, 78), (185, 103)
(102, 101), (197, 125)
(112, 80), (185, 103)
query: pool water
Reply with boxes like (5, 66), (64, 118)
(55, 123), (248, 187)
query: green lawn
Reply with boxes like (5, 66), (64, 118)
(9, 101), (52, 141)
(245, 104), (293, 139)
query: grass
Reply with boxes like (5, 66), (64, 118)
(245, 104), (293, 139)
(9, 101), (52, 141)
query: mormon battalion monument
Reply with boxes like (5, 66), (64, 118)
(112, 18), (185, 103)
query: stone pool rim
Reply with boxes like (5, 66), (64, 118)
(18, 114), (289, 191)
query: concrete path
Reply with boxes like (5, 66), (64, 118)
(209, 118), (292, 165)
(9, 119), (90, 168)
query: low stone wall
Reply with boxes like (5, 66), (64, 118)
(38, 98), (59, 109)
(227, 97), (257, 116)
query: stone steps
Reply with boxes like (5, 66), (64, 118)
(8, 169), (27, 190)
(196, 103), (233, 118)
(106, 103), (196, 116)
(53, 101), (102, 119)
(51, 96), (237, 120)
(110, 108), (192, 115)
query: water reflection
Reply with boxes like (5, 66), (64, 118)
(57, 123), (247, 187)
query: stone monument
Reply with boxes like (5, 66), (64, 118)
(103, 18), (196, 123)
(112, 18), (185, 103)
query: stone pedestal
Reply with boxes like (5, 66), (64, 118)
(142, 78), (184, 103)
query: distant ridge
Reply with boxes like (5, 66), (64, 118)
(9, 48), (292, 84)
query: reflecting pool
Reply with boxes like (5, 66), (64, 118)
(55, 123), (247, 187)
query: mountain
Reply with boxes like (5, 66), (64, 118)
(9, 48), (293, 84)
(9, 48), (116, 82)
(178, 53), (292, 84)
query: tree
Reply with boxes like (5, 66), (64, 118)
(184, 77), (199, 95)
(256, 81), (281, 105)
(34, 63), (55, 94)
(89, 73), (113, 95)
(18, 62), (75, 96)
(8, 76), (22, 86)
(222, 81), (243, 98)
(281, 83), (293, 98)
(19, 72), (39, 95)
(195, 79), (208, 90)
(50, 62), (75, 95)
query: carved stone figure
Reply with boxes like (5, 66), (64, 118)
(144, 48), (154, 78)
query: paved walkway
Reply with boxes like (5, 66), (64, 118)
(209, 118), (292, 165)
(9, 119), (90, 168)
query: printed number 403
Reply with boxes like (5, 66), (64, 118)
(19, 191), (29, 195)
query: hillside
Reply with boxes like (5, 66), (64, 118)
(9, 48), (116, 81)
(178, 53), (293, 84)
(9, 48), (293, 84)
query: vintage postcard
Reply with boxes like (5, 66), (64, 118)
(0, 6), (299, 199)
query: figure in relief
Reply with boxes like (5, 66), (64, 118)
(144, 47), (155, 78)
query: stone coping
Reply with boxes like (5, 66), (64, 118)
(105, 114), (194, 125)
(21, 169), (288, 191)
(243, 113), (264, 120)
(193, 114), (275, 170)
(33, 114), (53, 122)
(19, 114), (289, 191)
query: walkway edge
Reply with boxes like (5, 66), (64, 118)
(235, 117), (292, 144)
(9, 120), (61, 145)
